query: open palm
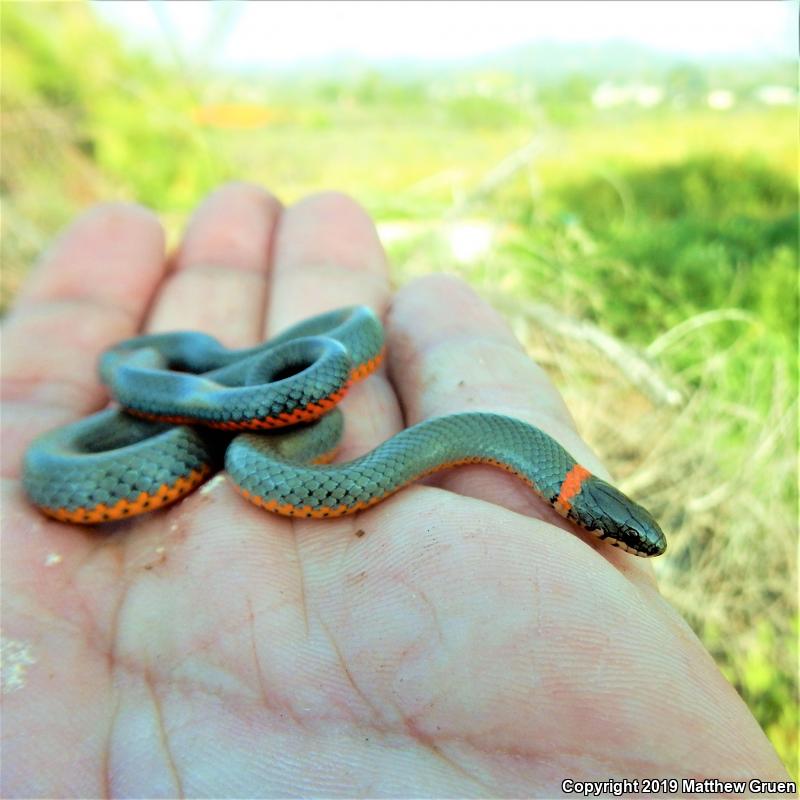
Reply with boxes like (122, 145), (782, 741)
(2, 185), (786, 797)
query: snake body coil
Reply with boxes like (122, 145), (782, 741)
(22, 306), (667, 557)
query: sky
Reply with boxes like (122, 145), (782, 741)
(91, 1), (797, 70)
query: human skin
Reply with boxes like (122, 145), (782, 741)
(1, 184), (789, 797)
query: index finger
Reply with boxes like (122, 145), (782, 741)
(386, 274), (658, 579)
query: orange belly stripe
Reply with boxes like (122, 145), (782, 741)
(39, 465), (211, 524)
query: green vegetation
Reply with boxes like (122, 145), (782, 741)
(2, 1), (797, 778)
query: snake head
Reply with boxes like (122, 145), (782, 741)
(570, 476), (667, 557)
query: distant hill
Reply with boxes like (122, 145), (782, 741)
(256, 39), (795, 87)
(443, 40), (681, 82)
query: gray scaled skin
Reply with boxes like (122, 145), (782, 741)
(225, 411), (667, 557)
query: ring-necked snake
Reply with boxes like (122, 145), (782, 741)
(22, 306), (667, 557)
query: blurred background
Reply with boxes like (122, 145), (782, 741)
(1, 0), (797, 777)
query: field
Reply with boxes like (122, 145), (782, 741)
(2, 2), (797, 777)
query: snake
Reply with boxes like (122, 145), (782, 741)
(22, 305), (667, 557)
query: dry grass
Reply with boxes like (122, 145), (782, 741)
(388, 215), (797, 775)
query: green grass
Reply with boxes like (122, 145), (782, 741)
(2, 0), (797, 779)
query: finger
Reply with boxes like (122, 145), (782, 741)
(266, 192), (397, 462)
(265, 192), (390, 333)
(1, 203), (166, 474)
(146, 182), (281, 345)
(386, 274), (653, 570)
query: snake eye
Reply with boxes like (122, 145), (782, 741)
(622, 511), (667, 556)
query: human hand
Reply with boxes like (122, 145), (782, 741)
(2, 184), (788, 796)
